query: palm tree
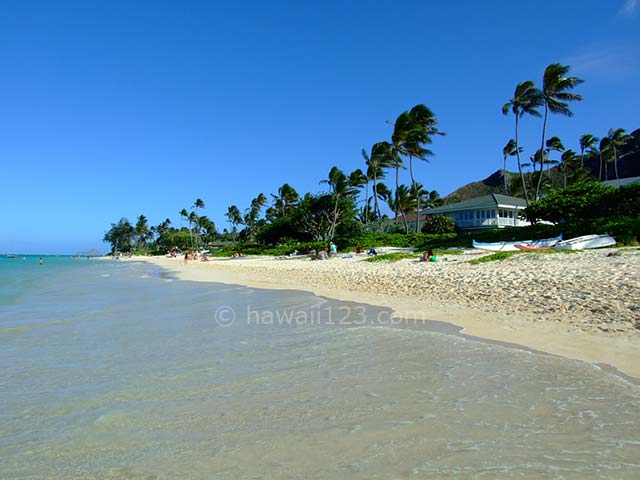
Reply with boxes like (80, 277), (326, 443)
(188, 211), (199, 248)
(362, 143), (390, 221)
(390, 185), (415, 233)
(401, 105), (444, 232)
(179, 208), (189, 228)
(535, 63), (583, 200)
(579, 133), (598, 167)
(192, 198), (205, 247)
(271, 183), (299, 217)
(559, 149), (578, 188)
(348, 168), (367, 200)
(225, 205), (243, 241)
(386, 117), (408, 226)
(544, 136), (565, 186)
(245, 193), (267, 241)
(502, 80), (543, 204)
(134, 214), (150, 251)
(502, 139), (522, 195)
(607, 128), (628, 182)
(320, 166), (353, 240)
(598, 137), (610, 180)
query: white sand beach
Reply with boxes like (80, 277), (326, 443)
(126, 248), (640, 379)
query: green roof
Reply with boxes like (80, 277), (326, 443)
(424, 194), (527, 214)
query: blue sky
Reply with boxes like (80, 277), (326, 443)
(1, 0), (638, 254)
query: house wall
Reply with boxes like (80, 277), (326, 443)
(448, 208), (530, 230)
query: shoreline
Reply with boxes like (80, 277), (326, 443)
(121, 250), (640, 379)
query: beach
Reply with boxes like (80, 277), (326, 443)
(4, 255), (640, 478)
(128, 247), (640, 379)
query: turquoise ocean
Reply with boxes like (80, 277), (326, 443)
(1, 256), (639, 479)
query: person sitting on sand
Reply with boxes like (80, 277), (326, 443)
(367, 247), (377, 256)
(355, 245), (363, 254)
(318, 249), (328, 260)
(420, 249), (438, 262)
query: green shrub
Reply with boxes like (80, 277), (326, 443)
(422, 215), (457, 234)
(523, 181), (615, 224)
(365, 252), (418, 262)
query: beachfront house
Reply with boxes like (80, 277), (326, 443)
(423, 194), (530, 230)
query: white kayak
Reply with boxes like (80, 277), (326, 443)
(555, 235), (616, 250)
(472, 234), (563, 252)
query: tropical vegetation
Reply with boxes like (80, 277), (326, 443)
(104, 62), (640, 255)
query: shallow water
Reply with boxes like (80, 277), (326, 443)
(1, 257), (639, 479)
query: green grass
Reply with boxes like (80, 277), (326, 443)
(468, 251), (520, 264)
(365, 252), (419, 263)
(468, 249), (580, 265)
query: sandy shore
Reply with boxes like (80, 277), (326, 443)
(123, 248), (640, 378)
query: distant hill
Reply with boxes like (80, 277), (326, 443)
(444, 128), (639, 204)
(444, 170), (507, 204)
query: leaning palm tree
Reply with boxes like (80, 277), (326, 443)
(502, 139), (522, 195)
(502, 80), (543, 204)
(348, 169), (367, 202)
(225, 205), (243, 241)
(363, 143), (391, 221)
(544, 136), (565, 186)
(607, 128), (628, 182)
(535, 63), (584, 199)
(402, 105), (444, 232)
(579, 133), (598, 167)
(271, 183), (299, 217)
(179, 208), (189, 229)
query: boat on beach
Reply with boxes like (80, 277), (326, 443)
(472, 234), (563, 252)
(555, 234), (616, 250)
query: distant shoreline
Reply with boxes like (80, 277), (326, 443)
(120, 249), (640, 379)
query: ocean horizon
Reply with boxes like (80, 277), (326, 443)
(1, 256), (639, 478)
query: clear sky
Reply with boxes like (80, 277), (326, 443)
(1, 0), (638, 254)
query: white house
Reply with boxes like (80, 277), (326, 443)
(423, 194), (530, 230)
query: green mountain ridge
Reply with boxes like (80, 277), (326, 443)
(444, 128), (640, 204)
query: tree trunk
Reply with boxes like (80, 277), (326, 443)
(409, 156), (421, 233)
(515, 114), (529, 205)
(613, 145), (619, 182)
(364, 181), (369, 225)
(372, 173), (380, 221)
(535, 104), (549, 200)
(599, 152), (603, 181)
(394, 165), (399, 222)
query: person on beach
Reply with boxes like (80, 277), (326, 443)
(355, 245), (363, 254)
(318, 249), (328, 260)
(367, 247), (377, 256)
(420, 249), (438, 262)
(184, 251), (189, 264)
(329, 242), (337, 257)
